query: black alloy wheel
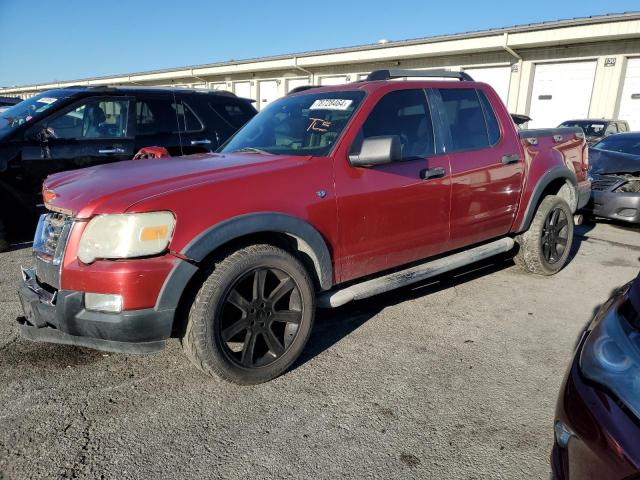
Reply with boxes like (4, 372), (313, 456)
(218, 267), (302, 368)
(541, 207), (569, 264)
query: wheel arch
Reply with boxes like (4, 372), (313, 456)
(516, 167), (578, 233)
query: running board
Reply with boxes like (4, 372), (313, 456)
(318, 237), (515, 308)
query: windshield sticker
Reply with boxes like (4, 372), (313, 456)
(309, 99), (353, 111)
(36, 97), (58, 105)
(307, 118), (332, 132)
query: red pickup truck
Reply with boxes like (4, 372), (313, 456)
(17, 70), (590, 384)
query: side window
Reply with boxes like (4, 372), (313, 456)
(135, 97), (179, 135)
(46, 99), (129, 140)
(605, 123), (617, 135)
(620, 123), (629, 133)
(438, 88), (493, 151)
(173, 101), (204, 132)
(209, 101), (255, 129)
(353, 89), (435, 161)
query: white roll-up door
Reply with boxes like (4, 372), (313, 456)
(528, 61), (597, 128)
(287, 77), (310, 93)
(618, 58), (640, 131)
(320, 76), (348, 86)
(258, 80), (279, 110)
(234, 81), (252, 100)
(464, 66), (511, 105)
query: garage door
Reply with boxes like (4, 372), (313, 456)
(209, 82), (228, 91)
(287, 77), (310, 93)
(528, 61), (597, 128)
(320, 76), (348, 86)
(464, 66), (511, 105)
(618, 58), (640, 131)
(234, 81), (252, 100)
(258, 80), (279, 110)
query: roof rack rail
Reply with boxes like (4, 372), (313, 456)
(366, 69), (474, 82)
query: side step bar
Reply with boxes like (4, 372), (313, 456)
(318, 237), (515, 308)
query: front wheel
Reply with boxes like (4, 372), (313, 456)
(514, 195), (574, 275)
(182, 244), (315, 384)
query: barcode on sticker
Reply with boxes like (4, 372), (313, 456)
(309, 99), (353, 110)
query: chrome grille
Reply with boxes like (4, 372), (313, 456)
(591, 176), (623, 192)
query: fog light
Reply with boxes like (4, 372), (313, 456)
(85, 293), (123, 313)
(554, 421), (574, 448)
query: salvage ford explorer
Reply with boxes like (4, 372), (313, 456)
(16, 69), (591, 384)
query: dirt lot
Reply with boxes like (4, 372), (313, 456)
(0, 222), (638, 479)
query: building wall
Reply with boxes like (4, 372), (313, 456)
(4, 16), (640, 127)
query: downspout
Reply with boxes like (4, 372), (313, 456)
(503, 32), (523, 113)
(293, 56), (314, 84)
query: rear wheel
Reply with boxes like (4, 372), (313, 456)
(515, 195), (574, 275)
(182, 244), (315, 384)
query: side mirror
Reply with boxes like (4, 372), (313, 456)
(349, 135), (401, 167)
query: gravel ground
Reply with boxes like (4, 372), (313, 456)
(0, 222), (638, 479)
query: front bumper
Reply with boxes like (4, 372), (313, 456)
(552, 339), (640, 479)
(583, 190), (640, 224)
(16, 268), (175, 354)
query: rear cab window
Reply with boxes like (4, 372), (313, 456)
(437, 88), (501, 152)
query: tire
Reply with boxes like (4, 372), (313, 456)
(182, 244), (315, 385)
(514, 195), (574, 276)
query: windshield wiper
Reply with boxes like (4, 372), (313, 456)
(231, 147), (273, 155)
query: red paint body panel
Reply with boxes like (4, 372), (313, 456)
(42, 79), (588, 309)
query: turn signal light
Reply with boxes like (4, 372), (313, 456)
(140, 225), (169, 241)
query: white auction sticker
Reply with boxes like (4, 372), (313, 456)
(37, 97), (58, 105)
(309, 99), (353, 110)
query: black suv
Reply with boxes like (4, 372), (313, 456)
(0, 86), (257, 249)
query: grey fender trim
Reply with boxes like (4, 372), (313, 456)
(181, 213), (333, 291)
(516, 166), (578, 233)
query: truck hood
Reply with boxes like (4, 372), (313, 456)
(44, 152), (302, 218)
(589, 149), (640, 175)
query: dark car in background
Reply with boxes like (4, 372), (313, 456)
(0, 86), (256, 249)
(585, 132), (640, 225)
(559, 119), (630, 146)
(552, 272), (640, 479)
(0, 96), (21, 113)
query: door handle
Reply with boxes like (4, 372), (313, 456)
(420, 167), (446, 180)
(98, 147), (125, 154)
(501, 154), (520, 165)
(190, 139), (212, 146)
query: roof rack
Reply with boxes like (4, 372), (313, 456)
(366, 69), (474, 82)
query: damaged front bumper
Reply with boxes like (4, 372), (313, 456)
(16, 268), (173, 354)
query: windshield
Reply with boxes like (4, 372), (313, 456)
(221, 90), (366, 156)
(0, 90), (73, 133)
(559, 121), (606, 137)
(593, 135), (640, 156)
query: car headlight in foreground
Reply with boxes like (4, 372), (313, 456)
(78, 212), (175, 264)
(580, 285), (640, 419)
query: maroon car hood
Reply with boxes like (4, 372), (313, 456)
(44, 152), (301, 218)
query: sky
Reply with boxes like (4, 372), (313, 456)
(0, 0), (638, 87)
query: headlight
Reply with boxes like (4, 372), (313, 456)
(78, 212), (175, 264)
(580, 296), (640, 418)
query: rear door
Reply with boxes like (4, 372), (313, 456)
(22, 96), (134, 180)
(133, 93), (182, 156)
(334, 88), (451, 281)
(434, 86), (524, 249)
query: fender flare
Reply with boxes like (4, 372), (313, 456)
(516, 166), (578, 233)
(155, 213), (334, 312)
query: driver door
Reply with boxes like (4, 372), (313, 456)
(22, 96), (135, 183)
